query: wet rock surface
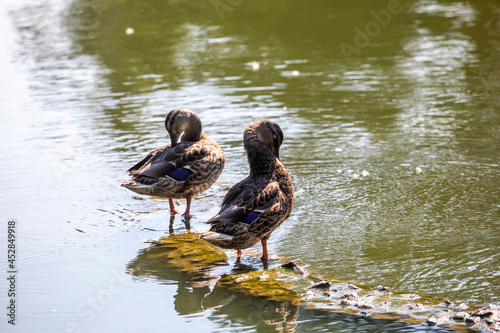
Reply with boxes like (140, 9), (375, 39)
(128, 232), (500, 333)
(425, 304), (500, 333)
(307, 278), (331, 290)
(128, 232), (228, 285)
(282, 260), (500, 333)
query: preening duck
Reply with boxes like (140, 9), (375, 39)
(121, 108), (225, 217)
(200, 119), (293, 261)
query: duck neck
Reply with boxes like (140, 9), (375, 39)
(246, 141), (276, 176)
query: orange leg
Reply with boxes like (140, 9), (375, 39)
(236, 249), (242, 264)
(261, 239), (269, 261)
(182, 196), (192, 218)
(169, 198), (180, 215)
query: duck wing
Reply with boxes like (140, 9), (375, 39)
(127, 145), (170, 175)
(207, 177), (280, 225)
(129, 141), (209, 182)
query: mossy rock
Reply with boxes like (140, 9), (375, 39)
(127, 232), (228, 282)
(127, 233), (496, 332)
(217, 270), (301, 305)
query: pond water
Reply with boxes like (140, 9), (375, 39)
(1, 0), (499, 332)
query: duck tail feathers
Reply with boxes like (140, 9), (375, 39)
(199, 231), (234, 242)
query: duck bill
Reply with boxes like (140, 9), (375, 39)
(170, 134), (179, 146)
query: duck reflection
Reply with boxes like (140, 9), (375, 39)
(203, 286), (299, 333)
(127, 232), (299, 332)
(168, 214), (191, 234)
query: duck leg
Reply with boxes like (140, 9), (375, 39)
(182, 196), (193, 218)
(169, 198), (180, 215)
(261, 240), (269, 269)
(261, 239), (269, 261)
(236, 249), (242, 264)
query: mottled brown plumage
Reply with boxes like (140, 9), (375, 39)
(200, 119), (293, 260)
(121, 109), (225, 217)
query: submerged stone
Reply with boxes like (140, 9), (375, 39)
(426, 310), (452, 326)
(281, 259), (307, 275)
(127, 232), (228, 284)
(308, 278), (331, 290)
(356, 295), (375, 309)
(375, 285), (391, 293)
(217, 270), (301, 305)
(453, 311), (469, 321)
(467, 304), (500, 331)
(126, 232), (500, 332)
(340, 291), (359, 306)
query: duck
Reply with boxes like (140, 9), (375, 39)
(121, 108), (225, 217)
(200, 119), (293, 261)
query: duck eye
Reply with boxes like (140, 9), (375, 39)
(273, 134), (277, 140)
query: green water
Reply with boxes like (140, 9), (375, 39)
(1, 0), (499, 332)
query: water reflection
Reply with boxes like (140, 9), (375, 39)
(205, 288), (299, 333)
(130, 232), (475, 333)
(127, 233), (299, 332)
(126, 233), (461, 333)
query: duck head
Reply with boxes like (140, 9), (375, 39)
(244, 119), (284, 159)
(164, 109), (203, 145)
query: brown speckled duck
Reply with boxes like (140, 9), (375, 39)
(121, 109), (225, 217)
(200, 119), (293, 261)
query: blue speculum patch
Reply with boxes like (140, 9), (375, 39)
(168, 168), (193, 181)
(242, 212), (260, 223)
